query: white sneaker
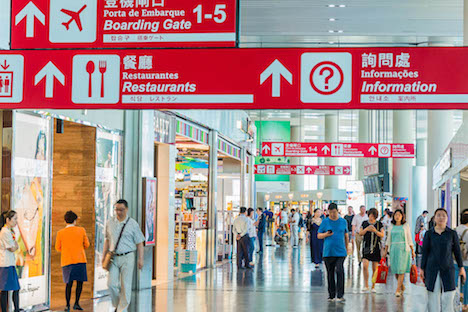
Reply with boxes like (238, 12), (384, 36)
(362, 287), (370, 292)
(371, 288), (377, 293)
(336, 297), (346, 303)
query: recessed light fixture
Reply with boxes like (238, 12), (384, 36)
(329, 18), (336, 21)
(327, 4), (336, 7)
(329, 41), (335, 44)
(338, 30), (344, 33)
(339, 4), (346, 7)
(328, 30), (335, 33)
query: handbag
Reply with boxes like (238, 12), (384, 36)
(372, 258), (389, 284)
(410, 261), (418, 284)
(102, 219), (129, 271)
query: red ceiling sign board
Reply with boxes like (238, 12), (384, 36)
(2, 48), (468, 109)
(254, 165), (351, 176)
(11, 0), (237, 48)
(261, 142), (415, 158)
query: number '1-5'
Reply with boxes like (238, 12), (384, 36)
(193, 4), (227, 23)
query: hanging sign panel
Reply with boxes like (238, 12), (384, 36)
(11, 0), (237, 49)
(2, 48), (468, 109)
(254, 164), (351, 175)
(261, 142), (415, 158)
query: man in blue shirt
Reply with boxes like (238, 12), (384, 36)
(256, 208), (266, 253)
(318, 203), (349, 303)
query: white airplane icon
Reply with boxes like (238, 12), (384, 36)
(61, 5), (87, 31)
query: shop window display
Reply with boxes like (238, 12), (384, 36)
(12, 112), (52, 309)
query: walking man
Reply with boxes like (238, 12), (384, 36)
(233, 207), (252, 269)
(352, 205), (368, 265)
(290, 209), (300, 248)
(256, 208), (266, 253)
(318, 203), (349, 302)
(103, 199), (145, 312)
(415, 210), (429, 235)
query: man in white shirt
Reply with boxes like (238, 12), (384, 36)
(233, 207), (252, 269)
(290, 209), (300, 248)
(351, 205), (368, 265)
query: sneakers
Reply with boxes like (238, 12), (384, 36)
(336, 297), (346, 303)
(371, 288), (377, 293)
(362, 287), (370, 292)
(327, 297), (335, 302)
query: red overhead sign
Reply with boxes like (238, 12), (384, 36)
(11, 0), (237, 49)
(254, 165), (351, 176)
(2, 48), (468, 109)
(261, 142), (415, 158)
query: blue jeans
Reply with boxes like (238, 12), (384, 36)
(258, 231), (264, 252)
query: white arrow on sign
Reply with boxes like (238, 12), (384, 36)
(322, 146), (331, 155)
(260, 59), (293, 97)
(35, 62), (65, 98)
(262, 145), (271, 154)
(345, 167), (351, 174)
(306, 167), (312, 173)
(15, 1), (45, 38)
(368, 146), (377, 155)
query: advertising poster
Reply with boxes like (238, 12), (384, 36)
(255, 121), (290, 182)
(142, 177), (157, 246)
(94, 129), (123, 296)
(13, 112), (52, 309)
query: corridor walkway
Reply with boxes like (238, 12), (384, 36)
(59, 237), (430, 312)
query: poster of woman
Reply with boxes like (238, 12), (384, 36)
(143, 178), (157, 246)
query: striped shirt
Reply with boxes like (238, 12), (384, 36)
(105, 216), (145, 254)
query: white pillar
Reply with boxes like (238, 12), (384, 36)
(290, 126), (305, 192)
(240, 148), (247, 207)
(393, 110), (415, 224)
(427, 111), (453, 213)
(207, 130), (218, 267)
(358, 110), (369, 180)
(324, 114), (339, 189)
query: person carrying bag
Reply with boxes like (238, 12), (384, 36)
(102, 219), (128, 271)
(372, 258), (389, 284)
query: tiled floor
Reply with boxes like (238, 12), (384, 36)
(52, 235), (436, 312)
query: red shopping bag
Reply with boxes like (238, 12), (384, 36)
(372, 259), (388, 284)
(410, 263), (418, 284)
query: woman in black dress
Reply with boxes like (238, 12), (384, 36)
(359, 208), (384, 292)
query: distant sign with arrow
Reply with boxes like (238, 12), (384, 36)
(254, 165), (351, 175)
(261, 142), (415, 158)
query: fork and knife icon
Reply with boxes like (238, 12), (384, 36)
(86, 60), (107, 98)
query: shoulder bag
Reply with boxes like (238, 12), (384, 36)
(102, 219), (129, 271)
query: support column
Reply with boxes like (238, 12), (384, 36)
(393, 110), (415, 224)
(427, 111), (453, 213)
(207, 131), (219, 268)
(358, 110), (369, 180)
(240, 148), (247, 207)
(249, 154), (256, 208)
(290, 126), (305, 192)
(324, 114), (339, 189)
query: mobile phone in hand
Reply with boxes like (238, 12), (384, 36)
(327, 230), (333, 234)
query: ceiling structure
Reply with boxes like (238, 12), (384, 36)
(240, 0), (463, 47)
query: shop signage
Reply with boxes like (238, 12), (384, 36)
(433, 148), (452, 184)
(154, 110), (175, 144)
(11, 0), (237, 49)
(261, 142), (415, 158)
(3, 48), (468, 109)
(218, 138), (241, 160)
(254, 165), (351, 175)
(176, 119), (209, 144)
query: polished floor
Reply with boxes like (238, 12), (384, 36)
(52, 234), (434, 312)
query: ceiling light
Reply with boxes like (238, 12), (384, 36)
(327, 4), (336, 7)
(329, 41), (335, 44)
(328, 30), (335, 33)
(339, 4), (346, 7)
(329, 18), (336, 21)
(338, 30), (343, 33)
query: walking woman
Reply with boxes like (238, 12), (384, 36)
(0, 210), (23, 312)
(307, 208), (324, 268)
(455, 209), (468, 311)
(359, 208), (384, 292)
(55, 211), (90, 311)
(421, 208), (466, 312)
(383, 209), (415, 297)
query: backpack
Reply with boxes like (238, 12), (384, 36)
(460, 229), (468, 261)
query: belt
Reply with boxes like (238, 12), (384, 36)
(115, 251), (135, 257)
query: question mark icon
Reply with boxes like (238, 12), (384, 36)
(320, 67), (334, 90)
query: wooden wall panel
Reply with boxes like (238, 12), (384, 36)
(51, 121), (96, 309)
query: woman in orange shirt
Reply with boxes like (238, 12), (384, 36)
(55, 211), (90, 311)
